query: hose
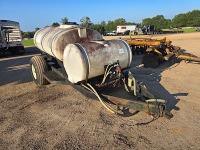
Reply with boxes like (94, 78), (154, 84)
(101, 65), (114, 85)
(100, 65), (110, 84)
(128, 71), (137, 96)
(81, 83), (118, 114)
(122, 79), (129, 93)
(132, 76), (137, 96)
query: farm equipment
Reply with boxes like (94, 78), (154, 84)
(126, 37), (200, 68)
(31, 24), (172, 118)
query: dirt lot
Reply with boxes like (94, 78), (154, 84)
(0, 32), (200, 149)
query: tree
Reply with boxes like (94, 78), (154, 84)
(100, 21), (106, 27)
(35, 28), (40, 32)
(22, 31), (34, 38)
(126, 21), (136, 25)
(152, 15), (170, 29)
(52, 22), (60, 27)
(186, 10), (200, 27)
(172, 10), (200, 27)
(166, 19), (172, 28)
(60, 17), (68, 25)
(113, 18), (126, 27)
(142, 18), (152, 26)
(80, 16), (92, 28)
(105, 20), (115, 31)
(142, 15), (171, 29)
(172, 14), (187, 28)
(101, 18), (136, 32)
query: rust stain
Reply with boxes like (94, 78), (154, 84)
(52, 28), (104, 56)
(81, 42), (105, 54)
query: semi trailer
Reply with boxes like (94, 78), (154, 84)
(116, 25), (137, 34)
(0, 20), (25, 56)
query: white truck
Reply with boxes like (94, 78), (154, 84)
(0, 20), (24, 56)
(116, 25), (137, 34)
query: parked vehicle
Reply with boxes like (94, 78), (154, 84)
(142, 25), (155, 35)
(106, 31), (116, 36)
(123, 30), (130, 35)
(130, 28), (143, 35)
(117, 25), (137, 34)
(0, 20), (24, 56)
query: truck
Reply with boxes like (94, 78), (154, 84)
(116, 25), (137, 34)
(0, 20), (25, 56)
(141, 25), (155, 35)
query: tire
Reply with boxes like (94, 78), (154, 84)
(30, 55), (49, 85)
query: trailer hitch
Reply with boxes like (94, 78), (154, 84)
(81, 65), (173, 119)
(102, 95), (172, 119)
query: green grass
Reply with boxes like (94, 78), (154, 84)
(162, 28), (183, 32)
(181, 27), (197, 33)
(23, 39), (34, 46)
(162, 27), (197, 33)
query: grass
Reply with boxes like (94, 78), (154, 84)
(23, 39), (34, 46)
(162, 27), (197, 33)
(181, 27), (197, 33)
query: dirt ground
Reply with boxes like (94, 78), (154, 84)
(0, 32), (200, 149)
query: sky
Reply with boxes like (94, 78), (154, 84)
(1, 0), (200, 31)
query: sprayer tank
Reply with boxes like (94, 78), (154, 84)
(34, 25), (132, 83)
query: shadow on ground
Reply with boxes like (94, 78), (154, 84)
(0, 47), (184, 117)
(0, 47), (40, 86)
(130, 54), (184, 113)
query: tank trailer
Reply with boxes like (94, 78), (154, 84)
(31, 24), (172, 118)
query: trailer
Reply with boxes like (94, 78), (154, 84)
(125, 37), (200, 68)
(30, 24), (172, 119)
(116, 25), (137, 34)
(0, 20), (25, 56)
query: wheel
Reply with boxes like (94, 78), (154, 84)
(30, 55), (49, 85)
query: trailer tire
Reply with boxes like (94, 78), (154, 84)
(30, 55), (49, 85)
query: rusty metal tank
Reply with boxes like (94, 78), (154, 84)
(34, 25), (132, 83)
(34, 25), (103, 61)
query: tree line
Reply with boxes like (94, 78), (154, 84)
(22, 9), (200, 38)
(143, 10), (200, 29)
